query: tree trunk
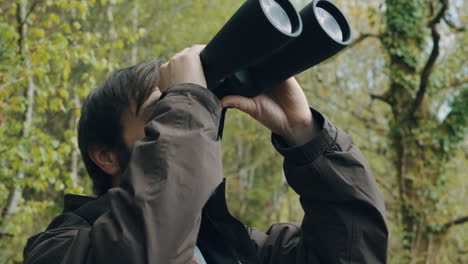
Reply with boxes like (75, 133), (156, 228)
(1, 0), (35, 234)
(382, 0), (460, 263)
(269, 171), (288, 223)
(131, 2), (138, 65)
(107, 3), (117, 66)
(70, 92), (80, 187)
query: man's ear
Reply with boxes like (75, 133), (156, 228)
(89, 145), (121, 176)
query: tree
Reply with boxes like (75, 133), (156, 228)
(293, 0), (467, 263)
(376, 0), (467, 262)
(0, 0), (466, 263)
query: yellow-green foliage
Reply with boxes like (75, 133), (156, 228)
(0, 0), (466, 263)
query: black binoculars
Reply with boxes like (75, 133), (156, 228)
(200, 0), (352, 99)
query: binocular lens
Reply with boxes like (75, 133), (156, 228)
(262, 0), (292, 34)
(316, 6), (342, 42)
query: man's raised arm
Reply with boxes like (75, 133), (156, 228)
(221, 77), (388, 263)
(249, 109), (388, 264)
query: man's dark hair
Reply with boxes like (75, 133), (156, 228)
(78, 59), (164, 195)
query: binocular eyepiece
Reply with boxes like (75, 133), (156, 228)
(200, 0), (352, 98)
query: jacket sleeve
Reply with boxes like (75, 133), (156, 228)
(23, 84), (223, 264)
(248, 109), (388, 264)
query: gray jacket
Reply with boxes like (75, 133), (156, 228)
(23, 84), (388, 263)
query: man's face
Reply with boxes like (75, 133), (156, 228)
(87, 65), (165, 189)
(106, 87), (163, 187)
(122, 87), (163, 149)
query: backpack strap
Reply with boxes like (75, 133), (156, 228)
(73, 194), (109, 225)
(46, 194), (109, 230)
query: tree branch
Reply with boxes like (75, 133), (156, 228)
(20, 0), (41, 27)
(443, 17), (466, 32)
(370, 93), (392, 105)
(428, 0), (449, 25)
(16, 0), (41, 56)
(409, 0), (449, 118)
(310, 90), (387, 133)
(348, 33), (381, 49)
(16, 3), (24, 56)
(442, 216), (468, 230)
(0, 233), (14, 238)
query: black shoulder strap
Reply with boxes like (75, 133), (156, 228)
(73, 194), (109, 225)
(46, 195), (109, 230)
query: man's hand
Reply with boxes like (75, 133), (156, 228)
(158, 45), (207, 91)
(220, 78), (319, 146)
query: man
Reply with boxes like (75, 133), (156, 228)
(23, 45), (388, 263)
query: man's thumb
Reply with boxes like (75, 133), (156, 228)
(220, 96), (257, 116)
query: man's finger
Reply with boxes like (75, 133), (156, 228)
(220, 95), (257, 117)
(190, 44), (206, 55)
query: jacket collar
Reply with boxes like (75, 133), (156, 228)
(63, 194), (95, 212)
(63, 193), (108, 225)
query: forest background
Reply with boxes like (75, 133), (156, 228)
(0, 0), (466, 263)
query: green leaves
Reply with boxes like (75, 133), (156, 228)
(0, 0), (466, 263)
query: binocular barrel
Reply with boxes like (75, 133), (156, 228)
(200, 0), (352, 98)
(200, 0), (302, 91)
(250, 0), (351, 91)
